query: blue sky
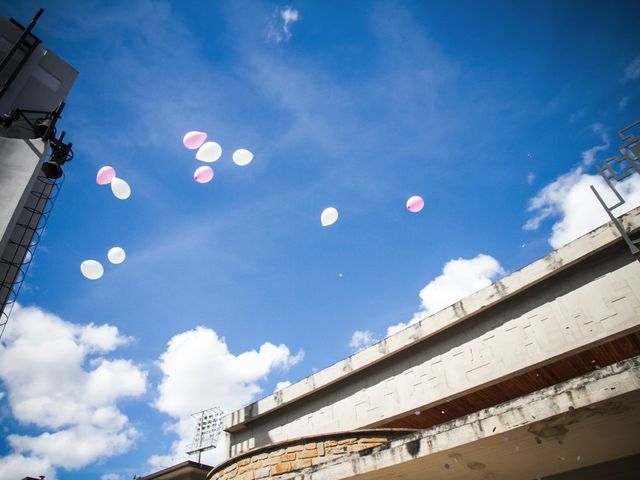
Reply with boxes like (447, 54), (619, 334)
(1, 1), (639, 478)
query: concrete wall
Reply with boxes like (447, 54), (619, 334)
(0, 137), (46, 261)
(226, 210), (640, 457)
(0, 17), (78, 117)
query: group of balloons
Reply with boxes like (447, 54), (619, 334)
(80, 166), (132, 279)
(319, 195), (424, 228)
(81, 132), (424, 278)
(80, 247), (126, 280)
(96, 166), (131, 200)
(183, 131), (254, 183)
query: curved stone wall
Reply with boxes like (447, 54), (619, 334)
(208, 429), (416, 480)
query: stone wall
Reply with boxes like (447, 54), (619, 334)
(208, 429), (415, 480)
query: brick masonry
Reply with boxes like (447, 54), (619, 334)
(208, 430), (415, 480)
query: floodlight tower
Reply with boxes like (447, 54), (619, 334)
(186, 407), (224, 464)
(0, 9), (78, 337)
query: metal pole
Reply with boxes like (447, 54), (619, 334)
(0, 8), (43, 75)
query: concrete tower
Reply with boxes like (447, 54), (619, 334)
(0, 10), (78, 336)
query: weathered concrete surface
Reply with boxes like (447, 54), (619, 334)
(0, 137), (46, 258)
(226, 208), (640, 457)
(274, 355), (640, 480)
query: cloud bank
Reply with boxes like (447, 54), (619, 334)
(148, 326), (303, 470)
(525, 123), (640, 249)
(0, 305), (146, 479)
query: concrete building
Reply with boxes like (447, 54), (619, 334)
(0, 10), (77, 336)
(208, 207), (640, 479)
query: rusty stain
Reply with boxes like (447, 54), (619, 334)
(342, 357), (353, 373)
(527, 401), (628, 442)
(453, 301), (467, 317)
(546, 252), (563, 271)
(406, 439), (420, 457)
(493, 280), (508, 297)
(467, 461), (486, 470)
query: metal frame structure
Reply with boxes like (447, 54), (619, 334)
(0, 171), (64, 338)
(186, 407), (224, 463)
(0, 102), (66, 141)
(591, 119), (640, 257)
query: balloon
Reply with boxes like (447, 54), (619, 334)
(183, 131), (207, 149)
(196, 142), (222, 163)
(107, 247), (126, 264)
(80, 260), (104, 280)
(320, 207), (338, 227)
(232, 148), (253, 166)
(96, 166), (116, 185)
(194, 166), (214, 183)
(111, 177), (131, 200)
(406, 195), (424, 213)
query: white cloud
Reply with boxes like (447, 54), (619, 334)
(148, 327), (303, 470)
(525, 169), (640, 249)
(623, 55), (640, 81)
(267, 7), (300, 43)
(387, 254), (504, 336)
(524, 121), (640, 249)
(527, 172), (536, 185)
(79, 323), (131, 353)
(581, 123), (609, 166)
(0, 453), (55, 480)
(102, 474), (121, 480)
(0, 305), (146, 475)
(619, 96), (630, 110)
(349, 330), (378, 352)
(274, 381), (292, 392)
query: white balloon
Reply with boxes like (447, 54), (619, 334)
(107, 247), (126, 264)
(195, 142), (222, 163)
(80, 260), (104, 280)
(321, 207), (339, 227)
(111, 177), (131, 200)
(232, 148), (254, 166)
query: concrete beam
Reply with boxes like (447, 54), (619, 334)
(276, 355), (640, 480)
(225, 208), (640, 435)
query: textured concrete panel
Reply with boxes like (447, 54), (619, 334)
(273, 356), (640, 480)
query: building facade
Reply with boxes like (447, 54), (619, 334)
(0, 11), (77, 336)
(211, 207), (640, 479)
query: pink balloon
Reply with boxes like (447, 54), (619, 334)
(183, 131), (207, 150)
(406, 195), (424, 213)
(96, 166), (116, 185)
(194, 166), (214, 183)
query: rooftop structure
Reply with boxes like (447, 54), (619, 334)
(138, 461), (212, 480)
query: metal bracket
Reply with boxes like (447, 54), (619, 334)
(591, 120), (640, 257)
